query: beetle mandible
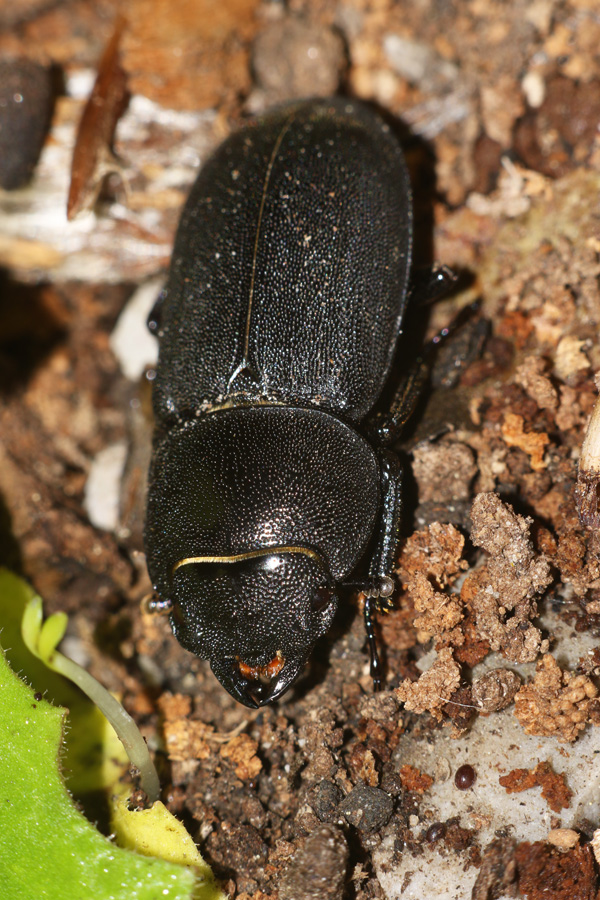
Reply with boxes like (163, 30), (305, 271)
(144, 98), (450, 707)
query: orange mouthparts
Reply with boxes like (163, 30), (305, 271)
(237, 651), (285, 682)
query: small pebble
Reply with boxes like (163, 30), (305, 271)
(279, 825), (348, 900)
(383, 34), (458, 91)
(83, 442), (128, 531)
(109, 279), (161, 381)
(522, 70), (546, 108)
(309, 779), (344, 824)
(380, 770), (404, 798)
(0, 57), (53, 189)
(338, 783), (394, 833)
(248, 16), (345, 110)
(547, 828), (579, 850)
(472, 668), (521, 713)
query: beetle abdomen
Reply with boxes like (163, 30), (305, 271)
(145, 405), (380, 598)
(153, 98), (412, 424)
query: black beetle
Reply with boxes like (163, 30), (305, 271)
(144, 98), (451, 707)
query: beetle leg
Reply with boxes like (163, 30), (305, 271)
(345, 451), (403, 691)
(407, 263), (458, 307)
(147, 288), (166, 335)
(342, 451), (402, 594)
(370, 357), (429, 446)
(367, 360), (429, 446)
(364, 595), (383, 691)
(368, 450), (403, 586)
(368, 301), (481, 446)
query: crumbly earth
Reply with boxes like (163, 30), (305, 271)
(2, 1), (600, 899)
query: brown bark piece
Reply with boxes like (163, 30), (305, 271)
(515, 842), (596, 900)
(471, 837), (518, 900)
(499, 760), (572, 813)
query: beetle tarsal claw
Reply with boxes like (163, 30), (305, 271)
(377, 595), (396, 614)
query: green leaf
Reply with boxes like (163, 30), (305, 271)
(0, 644), (200, 900)
(0, 569), (127, 797)
(0, 569), (227, 900)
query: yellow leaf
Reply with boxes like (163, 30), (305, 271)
(112, 799), (221, 891)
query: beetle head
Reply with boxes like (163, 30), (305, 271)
(169, 549), (337, 707)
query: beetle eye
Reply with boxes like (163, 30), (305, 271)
(311, 585), (334, 612)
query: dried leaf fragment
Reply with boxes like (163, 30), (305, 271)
(67, 16), (129, 219)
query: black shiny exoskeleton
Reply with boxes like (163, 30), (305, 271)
(145, 98), (445, 708)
